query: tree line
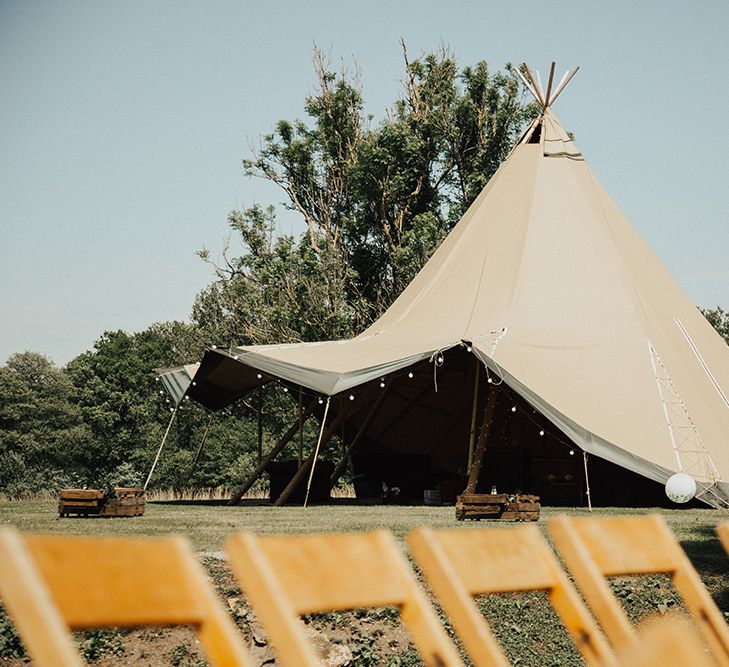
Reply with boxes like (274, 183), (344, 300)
(1, 48), (727, 497)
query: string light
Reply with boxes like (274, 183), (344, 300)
(380, 379), (385, 388)
(191, 381), (197, 386)
(184, 396), (190, 401)
(349, 394), (355, 401)
(211, 344), (217, 350)
(408, 372), (414, 379)
(233, 355), (239, 360)
(511, 406), (517, 412)
(466, 345), (472, 353)
(169, 407), (175, 412)
(256, 373), (262, 379)
(488, 377), (493, 383)
(159, 390), (164, 395)
(318, 397), (324, 405)
(569, 449), (575, 456)
(539, 430), (545, 436)
(283, 387), (288, 393)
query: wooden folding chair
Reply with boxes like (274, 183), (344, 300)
(225, 529), (463, 667)
(717, 522), (729, 556)
(548, 514), (729, 665)
(617, 614), (716, 667)
(407, 525), (615, 667)
(0, 527), (251, 667)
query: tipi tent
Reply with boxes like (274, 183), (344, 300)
(184, 65), (729, 508)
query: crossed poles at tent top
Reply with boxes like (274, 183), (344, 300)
(514, 62), (580, 111)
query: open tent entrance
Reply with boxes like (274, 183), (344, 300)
(304, 347), (686, 508)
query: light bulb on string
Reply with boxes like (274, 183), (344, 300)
(569, 449), (575, 456)
(211, 344), (217, 349)
(318, 397), (324, 405)
(408, 372), (414, 379)
(184, 395), (190, 401)
(466, 345), (472, 353)
(511, 406), (517, 413)
(283, 387), (288, 393)
(256, 373), (262, 379)
(191, 381), (197, 387)
(488, 377), (493, 384)
(233, 355), (239, 360)
(159, 390), (164, 395)
(349, 394), (355, 401)
(539, 430), (545, 436)
(169, 407), (175, 412)
(380, 379), (385, 388)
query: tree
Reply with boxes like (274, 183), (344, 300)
(194, 45), (539, 346)
(702, 306), (729, 345)
(0, 352), (92, 494)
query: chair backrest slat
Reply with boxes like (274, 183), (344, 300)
(0, 528), (252, 667)
(226, 529), (464, 667)
(548, 514), (729, 666)
(407, 525), (616, 667)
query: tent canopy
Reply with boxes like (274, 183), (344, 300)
(186, 66), (729, 508)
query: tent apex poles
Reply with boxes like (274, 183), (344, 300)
(144, 406), (178, 491)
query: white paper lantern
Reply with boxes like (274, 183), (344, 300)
(665, 473), (696, 504)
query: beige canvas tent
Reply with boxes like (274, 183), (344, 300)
(183, 65), (729, 508)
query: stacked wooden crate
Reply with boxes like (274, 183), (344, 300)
(455, 493), (540, 521)
(58, 488), (145, 518)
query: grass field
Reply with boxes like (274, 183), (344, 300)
(1, 500), (728, 666)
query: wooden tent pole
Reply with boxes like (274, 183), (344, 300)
(548, 66), (580, 107)
(522, 63), (545, 106)
(463, 386), (500, 494)
(303, 398), (331, 507)
(544, 62), (556, 107)
(329, 387), (390, 491)
(467, 362), (481, 470)
(187, 413), (214, 476)
(297, 387), (304, 465)
(274, 402), (350, 507)
(583, 451), (593, 511)
(144, 407), (178, 491)
(227, 399), (317, 505)
(514, 67), (540, 102)
(257, 386), (263, 464)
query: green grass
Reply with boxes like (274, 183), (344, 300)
(1, 499), (728, 555)
(1, 500), (728, 665)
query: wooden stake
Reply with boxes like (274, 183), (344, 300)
(329, 387), (390, 491)
(228, 399), (317, 504)
(464, 386), (500, 494)
(544, 62), (556, 107)
(274, 402), (350, 507)
(467, 362), (481, 471)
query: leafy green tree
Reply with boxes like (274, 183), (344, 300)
(0, 352), (92, 494)
(702, 306), (729, 345)
(194, 46), (539, 345)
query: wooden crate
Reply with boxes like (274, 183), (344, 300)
(455, 493), (540, 522)
(58, 488), (145, 518)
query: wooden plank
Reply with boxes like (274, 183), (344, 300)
(59, 489), (105, 500)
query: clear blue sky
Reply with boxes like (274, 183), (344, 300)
(1, 1), (727, 365)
